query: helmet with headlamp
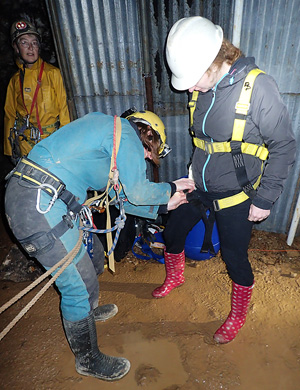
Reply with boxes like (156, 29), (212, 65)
(125, 109), (171, 158)
(11, 20), (41, 45)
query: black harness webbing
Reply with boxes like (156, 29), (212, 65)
(11, 157), (82, 214)
(186, 191), (217, 255)
(7, 157), (82, 256)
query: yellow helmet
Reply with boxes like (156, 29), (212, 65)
(126, 110), (171, 158)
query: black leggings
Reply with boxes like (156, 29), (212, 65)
(163, 195), (254, 286)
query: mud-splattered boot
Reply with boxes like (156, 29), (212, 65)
(152, 250), (185, 298)
(94, 304), (118, 322)
(214, 281), (254, 344)
(63, 313), (130, 381)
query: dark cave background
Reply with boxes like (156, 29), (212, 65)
(0, 0), (57, 165)
(0, 0), (57, 244)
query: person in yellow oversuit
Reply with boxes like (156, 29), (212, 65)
(4, 19), (70, 164)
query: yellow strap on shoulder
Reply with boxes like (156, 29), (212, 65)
(106, 116), (122, 273)
(83, 116), (122, 273)
(188, 90), (199, 130)
(232, 68), (265, 141)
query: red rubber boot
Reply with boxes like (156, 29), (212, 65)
(213, 281), (254, 344)
(152, 250), (185, 298)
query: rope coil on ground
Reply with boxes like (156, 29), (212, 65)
(0, 228), (83, 342)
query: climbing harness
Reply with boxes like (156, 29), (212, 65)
(79, 115), (126, 272)
(188, 68), (269, 211)
(9, 157), (82, 215)
(9, 112), (60, 163)
(19, 61), (44, 136)
(0, 117), (126, 339)
(9, 62), (60, 162)
(8, 115), (126, 271)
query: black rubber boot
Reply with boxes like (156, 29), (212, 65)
(94, 304), (118, 322)
(63, 313), (130, 381)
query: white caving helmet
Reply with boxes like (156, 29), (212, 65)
(166, 16), (223, 91)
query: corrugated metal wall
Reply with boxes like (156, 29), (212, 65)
(45, 0), (300, 234)
(239, 0), (300, 233)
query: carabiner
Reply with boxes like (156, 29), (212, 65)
(36, 183), (58, 214)
(80, 205), (93, 228)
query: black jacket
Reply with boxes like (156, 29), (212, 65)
(191, 57), (296, 209)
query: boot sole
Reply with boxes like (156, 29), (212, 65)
(76, 361), (131, 381)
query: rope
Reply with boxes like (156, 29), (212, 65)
(0, 228), (83, 342)
(107, 225), (123, 256)
(78, 214), (126, 234)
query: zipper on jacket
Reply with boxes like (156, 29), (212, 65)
(202, 73), (229, 192)
(201, 91), (215, 191)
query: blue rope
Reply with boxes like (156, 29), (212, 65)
(107, 227), (121, 256)
(78, 214), (126, 234)
(79, 214), (127, 255)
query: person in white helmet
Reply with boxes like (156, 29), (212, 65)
(4, 19), (70, 164)
(152, 16), (296, 344)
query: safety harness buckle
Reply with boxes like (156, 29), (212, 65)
(62, 214), (74, 229)
(204, 142), (214, 154)
(235, 101), (250, 115)
(213, 199), (221, 212)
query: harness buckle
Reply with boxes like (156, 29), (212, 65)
(204, 142), (213, 154)
(235, 101), (250, 115)
(213, 199), (221, 212)
(62, 214), (74, 229)
(230, 140), (242, 152)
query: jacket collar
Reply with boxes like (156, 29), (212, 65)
(17, 56), (42, 71)
(217, 56), (257, 89)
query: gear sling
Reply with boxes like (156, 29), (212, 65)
(188, 68), (269, 211)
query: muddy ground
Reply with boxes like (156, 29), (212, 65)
(0, 217), (300, 390)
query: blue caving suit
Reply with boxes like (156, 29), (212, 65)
(5, 112), (172, 321)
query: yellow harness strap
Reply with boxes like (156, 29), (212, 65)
(188, 90), (199, 132)
(192, 137), (269, 161)
(213, 174), (261, 211)
(83, 116), (122, 273)
(189, 68), (268, 210)
(232, 68), (265, 142)
(106, 116), (122, 273)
